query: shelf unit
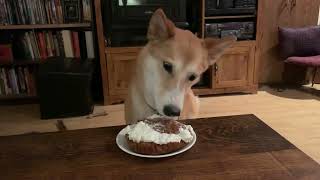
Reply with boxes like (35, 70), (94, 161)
(94, 0), (259, 105)
(0, 59), (41, 66)
(0, 23), (91, 30)
(0, 0), (98, 104)
(204, 15), (256, 20)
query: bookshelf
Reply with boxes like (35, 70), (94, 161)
(0, 23), (91, 30)
(0, 0), (97, 103)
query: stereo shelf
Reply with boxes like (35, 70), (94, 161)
(204, 15), (256, 20)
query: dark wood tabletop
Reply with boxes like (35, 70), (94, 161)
(1, 114), (320, 180)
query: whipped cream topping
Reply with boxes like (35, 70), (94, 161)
(122, 121), (194, 145)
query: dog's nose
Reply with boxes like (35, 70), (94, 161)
(163, 105), (181, 117)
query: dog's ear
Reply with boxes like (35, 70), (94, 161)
(204, 36), (237, 65)
(147, 9), (175, 41)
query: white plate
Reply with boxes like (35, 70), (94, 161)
(116, 128), (197, 158)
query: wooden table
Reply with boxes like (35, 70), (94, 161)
(1, 114), (320, 180)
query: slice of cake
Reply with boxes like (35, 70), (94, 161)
(121, 117), (195, 155)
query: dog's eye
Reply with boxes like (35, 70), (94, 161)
(163, 61), (173, 74)
(188, 74), (197, 81)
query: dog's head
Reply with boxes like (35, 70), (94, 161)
(142, 9), (236, 117)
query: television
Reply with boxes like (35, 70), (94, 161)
(102, 0), (198, 47)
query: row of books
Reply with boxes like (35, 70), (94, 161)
(0, 67), (36, 96)
(1, 30), (95, 62)
(0, 0), (92, 25)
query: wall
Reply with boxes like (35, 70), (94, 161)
(257, 0), (320, 84)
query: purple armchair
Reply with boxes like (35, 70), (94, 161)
(279, 26), (320, 86)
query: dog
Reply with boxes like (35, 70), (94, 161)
(125, 9), (236, 124)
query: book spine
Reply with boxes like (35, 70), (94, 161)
(44, 0), (51, 24)
(25, 32), (35, 59)
(52, 33), (60, 56)
(57, 31), (65, 57)
(4, 68), (12, 94)
(39, 0), (47, 24)
(21, 35), (32, 59)
(51, 0), (57, 24)
(27, 0), (35, 24)
(23, 67), (30, 95)
(72, 31), (80, 58)
(0, 0), (6, 24)
(78, 31), (87, 59)
(0, 68), (6, 95)
(3, 0), (11, 24)
(34, 0), (40, 24)
(58, 0), (64, 23)
(16, 67), (24, 93)
(85, 31), (95, 58)
(27, 68), (36, 96)
(61, 30), (74, 58)
(83, 0), (92, 22)
(18, 0), (26, 24)
(8, 68), (19, 94)
(37, 32), (48, 59)
(21, 0), (30, 24)
(0, 44), (14, 63)
(29, 31), (40, 59)
(45, 31), (53, 57)
(48, 31), (55, 56)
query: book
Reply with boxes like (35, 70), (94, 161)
(26, 68), (36, 95)
(85, 31), (94, 58)
(17, 67), (26, 93)
(78, 31), (87, 58)
(3, 68), (11, 94)
(25, 32), (35, 59)
(0, 0), (7, 24)
(61, 30), (74, 58)
(21, 35), (32, 59)
(51, 0), (58, 24)
(55, 0), (64, 23)
(82, 0), (91, 22)
(0, 68), (5, 95)
(57, 31), (65, 57)
(62, 0), (81, 23)
(72, 31), (80, 58)
(52, 33), (61, 56)
(29, 31), (40, 59)
(8, 68), (19, 94)
(44, 0), (52, 24)
(45, 31), (53, 57)
(0, 44), (13, 64)
(37, 32), (48, 59)
(23, 67), (30, 94)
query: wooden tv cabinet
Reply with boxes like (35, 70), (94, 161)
(95, 0), (258, 105)
(103, 40), (257, 105)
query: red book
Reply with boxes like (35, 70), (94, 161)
(37, 32), (48, 60)
(0, 44), (14, 64)
(72, 32), (81, 58)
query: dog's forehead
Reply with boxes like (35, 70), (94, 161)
(173, 29), (203, 59)
(171, 29), (208, 72)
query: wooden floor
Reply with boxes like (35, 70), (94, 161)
(1, 85), (320, 164)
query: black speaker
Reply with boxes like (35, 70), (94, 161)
(38, 58), (94, 119)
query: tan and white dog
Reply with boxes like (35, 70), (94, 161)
(125, 9), (236, 124)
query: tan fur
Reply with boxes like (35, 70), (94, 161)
(125, 9), (236, 124)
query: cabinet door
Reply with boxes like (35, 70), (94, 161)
(107, 52), (137, 96)
(213, 42), (255, 88)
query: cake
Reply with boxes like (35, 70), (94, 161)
(121, 116), (195, 155)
